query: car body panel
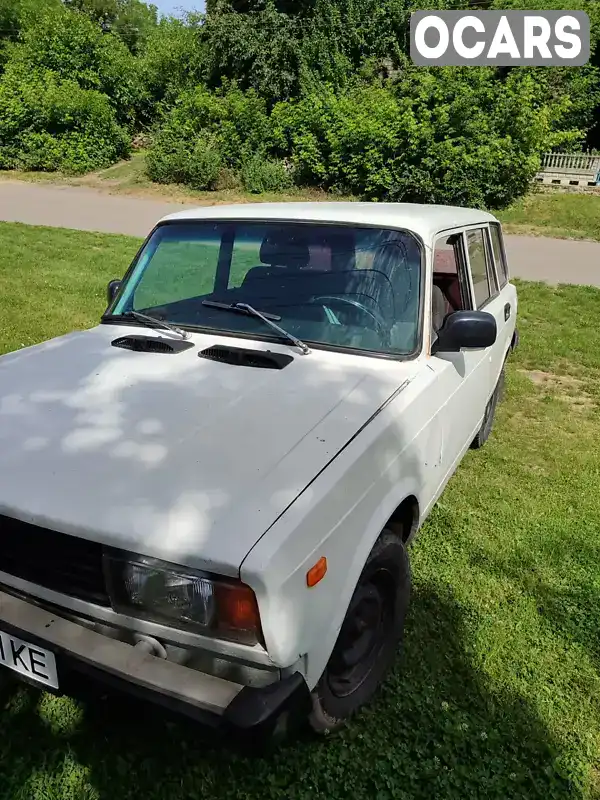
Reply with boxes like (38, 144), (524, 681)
(0, 323), (419, 576)
(0, 202), (517, 701)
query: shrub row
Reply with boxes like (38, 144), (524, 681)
(146, 87), (293, 193)
(0, 0), (597, 201)
(146, 70), (564, 208)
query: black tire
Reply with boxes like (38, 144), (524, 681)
(308, 530), (411, 734)
(471, 367), (505, 450)
(0, 670), (15, 702)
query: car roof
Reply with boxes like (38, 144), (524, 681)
(159, 202), (499, 243)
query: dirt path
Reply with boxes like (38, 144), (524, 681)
(1, 180), (599, 286)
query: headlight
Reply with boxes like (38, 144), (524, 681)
(105, 551), (262, 645)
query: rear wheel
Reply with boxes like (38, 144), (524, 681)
(309, 530), (410, 734)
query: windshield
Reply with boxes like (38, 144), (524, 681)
(109, 221), (423, 356)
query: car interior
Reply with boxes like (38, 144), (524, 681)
(431, 234), (467, 341)
(229, 229), (422, 352)
(142, 226), (424, 354)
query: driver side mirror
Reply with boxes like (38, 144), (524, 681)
(107, 279), (121, 307)
(435, 310), (497, 353)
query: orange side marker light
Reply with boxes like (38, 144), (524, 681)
(307, 557), (328, 588)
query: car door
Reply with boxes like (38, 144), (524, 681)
(487, 221), (517, 384)
(465, 223), (516, 397)
(425, 228), (493, 492)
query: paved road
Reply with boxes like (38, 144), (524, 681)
(1, 181), (599, 286)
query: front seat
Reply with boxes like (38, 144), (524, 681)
(431, 285), (448, 341)
(240, 230), (312, 300)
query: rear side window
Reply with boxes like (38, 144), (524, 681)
(489, 223), (509, 287)
(466, 228), (496, 309)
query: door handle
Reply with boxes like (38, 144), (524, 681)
(504, 303), (511, 322)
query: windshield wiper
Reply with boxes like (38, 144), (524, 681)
(202, 300), (311, 356)
(202, 300), (281, 321)
(118, 310), (190, 341)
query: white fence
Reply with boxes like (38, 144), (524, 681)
(541, 152), (600, 172)
(536, 152), (600, 186)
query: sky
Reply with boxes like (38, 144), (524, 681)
(153, 0), (205, 16)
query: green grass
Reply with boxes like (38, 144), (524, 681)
(0, 223), (600, 799)
(497, 191), (600, 241)
(0, 222), (141, 356)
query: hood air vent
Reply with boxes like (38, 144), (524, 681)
(111, 335), (194, 354)
(199, 345), (293, 369)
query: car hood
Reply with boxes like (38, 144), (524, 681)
(0, 325), (418, 575)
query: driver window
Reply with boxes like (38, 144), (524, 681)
(432, 233), (470, 341)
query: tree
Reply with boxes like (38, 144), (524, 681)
(64, 0), (158, 52)
(9, 3), (143, 124)
(0, 0), (60, 68)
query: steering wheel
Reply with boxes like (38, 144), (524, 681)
(309, 295), (390, 343)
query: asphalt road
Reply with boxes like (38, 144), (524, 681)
(1, 180), (599, 286)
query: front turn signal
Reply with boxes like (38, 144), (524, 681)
(306, 557), (328, 588)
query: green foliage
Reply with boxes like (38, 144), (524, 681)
(199, 0), (474, 102)
(146, 133), (222, 189)
(9, 3), (143, 124)
(0, 66), (130, 173)
(64, 0), (158, 53)
(199, 6), (303, 103)
(0, 0), (598, 203)
(240, 155), (293, 193)
(268, 69), (557, 208)
(0, 0), (60, 69)
(146, 85), (274, 186)
(137, 16), (203, 116)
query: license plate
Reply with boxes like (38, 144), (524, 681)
(0, 629), (58, 689)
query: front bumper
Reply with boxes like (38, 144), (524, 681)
(0, 590), (311, 740)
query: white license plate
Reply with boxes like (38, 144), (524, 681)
(0, 629), (58, 689)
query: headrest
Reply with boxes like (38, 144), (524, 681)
(260, 231), (310, 269)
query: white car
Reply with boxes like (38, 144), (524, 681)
(0, 203), (517, 740)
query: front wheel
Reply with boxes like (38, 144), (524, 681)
(309, 530), (411, 734)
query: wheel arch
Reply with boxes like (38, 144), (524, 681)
(301, 487), (421, 689)
(384, 494), (420, 545)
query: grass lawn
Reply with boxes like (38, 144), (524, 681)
(492, 190), (600, 242)
(0, 222), (599, 799)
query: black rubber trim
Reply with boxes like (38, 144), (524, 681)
(511, 327), (520, 351)
(0, 614), (310, 739)
(199, 345), (293, 370)
(222, 671), (311, 736)
(111, 334), (195, 354)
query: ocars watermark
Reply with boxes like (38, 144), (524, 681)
(410, 10), (589, 66)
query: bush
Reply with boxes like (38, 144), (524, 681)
(137, 16), (203, 121)
(9, 3), (143, 125)
(240, 156), (293, 193)
(0, 67), (130, 173)
(146, 86), (273, 187)
(199, 7), (303, 102)
(270, 69), (561, 208)
(146, 132), (222, 189)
